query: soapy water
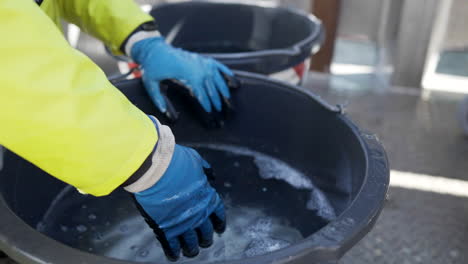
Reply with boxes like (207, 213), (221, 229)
(38, 144), (336, 263)
(38, 190), (303, 263)
(190, 144), (336, 221)
(190, 144), (314, 189)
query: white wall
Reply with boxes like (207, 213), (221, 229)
(443, 0), (468, 50)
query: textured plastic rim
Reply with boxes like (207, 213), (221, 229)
(153, 1), (324, 59)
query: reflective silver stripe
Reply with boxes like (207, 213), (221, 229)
(124, 117), (175, 193)
(124, 30), (162, 56)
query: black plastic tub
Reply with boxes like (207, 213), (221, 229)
(0, 72), (389, 264)
(115, 1), (323, 85)
(151, 1), (323, 84)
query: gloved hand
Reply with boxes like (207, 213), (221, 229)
(130, 36), (235, 121)
(133, 144), (226, 261)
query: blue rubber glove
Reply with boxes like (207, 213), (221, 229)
(134, 145), (226, 261)
(131, 37), (234, 118)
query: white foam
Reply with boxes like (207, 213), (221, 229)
(307, 189), (336, 221)
(190, 144), (313, 189)
(76, 225), (88, 233)
(88, 214), (97, 220)
(39, 143), (337, 263)
(190, 143), (336, 221)
(244, 238), (290, 257)
(200, 206), (302, 261)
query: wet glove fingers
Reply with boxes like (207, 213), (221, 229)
(192, 80), (212, 113)
(196, 220), (214, 248)
(214, 60), (240, 91)
(203, 166), (215, 182)
(179, 230), (200, 258)
(213, 70), (236, 118)
(132, 196), (181, 261)
(161, 92), (179, 122)
(161, 76), (232, 127)
(162, 236), (181, 261)
(144, 79), (167, 114)
(218, 71), (239, 118)
(214, 60), (234, 78)
(213, 67), (231, 99)
(204, 77), (223, 112)
(188, 148), (215, 181)
(179, 79), (227, 128)
(181, 85), (223, 128)
(210, 202), (226, 233)
(222, 72), (241, 90)
(144, 79), (179, 122)
(188, 147), (211, 168)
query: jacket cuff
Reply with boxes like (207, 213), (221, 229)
(124, 116), (175, 193)
(124, 30), (162, 56)
(120, 20), (162, 56)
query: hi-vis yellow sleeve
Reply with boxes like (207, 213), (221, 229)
(0, 0), (158, 196)
(44, 0), (154, 54)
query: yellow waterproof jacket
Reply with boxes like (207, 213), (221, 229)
(0, 0), (158, 196)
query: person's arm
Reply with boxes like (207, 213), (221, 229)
(52, 0), (236, 122)
(54, 0), (153, 54)
(0, 0), (157, 196)
(1, 2), (226, 260)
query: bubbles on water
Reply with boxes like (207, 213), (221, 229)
(209, 206), (302, 260)
(307, 189), (336, 221)
(192, 144), (315, 190)
(246, 217), (273, 237)
(139, 250), (149, 258)
(212, 244), (226, 258)
(36, 221), (45, 232)
(254, 156), (313, 190)
(119, 224), (129, 233)
(192, 144), (336, 222)
(244, 238), (289, 257)
(342, 217), (355, 226)
(39, 143), (337, 263)
(95, 232), (103, 241)
(64, 203), (302, 262)
(88, 214), (97, 220)
(76, 225), (88, 233)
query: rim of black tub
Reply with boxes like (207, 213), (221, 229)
(151, 1), (324, 60)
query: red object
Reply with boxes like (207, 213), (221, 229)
(293, 62), (306, 78)
(128, 62), (142, 78)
